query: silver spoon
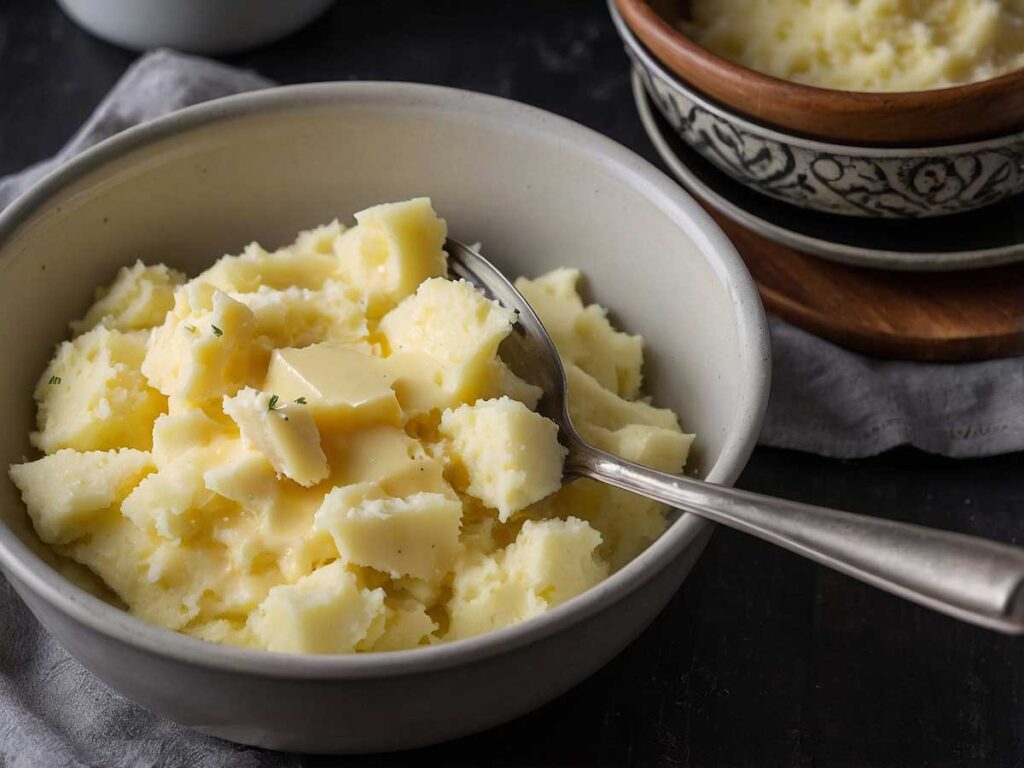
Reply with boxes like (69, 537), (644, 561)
(446, 238), (1024, 634)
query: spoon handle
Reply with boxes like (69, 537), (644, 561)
(567, 443), (1024, 634)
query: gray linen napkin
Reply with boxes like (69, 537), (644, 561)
(764, 318), (1024, 458)
(2, 48), (1023, 768)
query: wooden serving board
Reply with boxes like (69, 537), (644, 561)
(704, 207), (1024, 362)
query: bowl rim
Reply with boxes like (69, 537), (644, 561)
(0, 81), (770, 680)
(611, 0), (1024, 156)
(614, 0), (1024, 117)
(631, 70), (1024, 272)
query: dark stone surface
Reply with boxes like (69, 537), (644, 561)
(1, 2), (1021, 765)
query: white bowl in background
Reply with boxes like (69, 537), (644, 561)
(57, 0), (336, 55)
(0, 82), (770, 753)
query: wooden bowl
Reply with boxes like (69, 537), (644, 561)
(612, 0), (1024, 219)
(615, 0), (1024, 146)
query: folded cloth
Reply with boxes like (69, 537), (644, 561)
(763, 318), (1024, 458)
(2, 46), (1022, 768)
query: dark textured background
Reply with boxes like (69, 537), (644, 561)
(1, 2), (1022, 766)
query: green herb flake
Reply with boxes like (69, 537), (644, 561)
(211, 324), (224, 337)
(267, 394), (280, 411)
(294, 397), (307, 405)
(48, 375), (62, 385)
(184, 324), (197, 334)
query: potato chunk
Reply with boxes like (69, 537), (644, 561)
(373, 600), (438, 651)
(142, 282), (264, 404)
(334, 197), (447, 316)
(32, 326), (166, 453)
(120, 446), (231, 541)
(566, 364), (680, 433)
(232, 280), (368, 350)
(197, 233), (341, 294)
(585, 423), (693, 474)
(71, 261), (185, 335)
(379, 278), (515, 399)
(440, 397), (566, 521)
(151, 405), (236, 469)
(248, 561), (387, 654)
(537, 481), (668, 571)
(517, 269), (643, 398)
(9, 448), (153, 544)
(506, 517), (608, 605)
(447, 517), (607, 640)
(480, 360), (543, 410)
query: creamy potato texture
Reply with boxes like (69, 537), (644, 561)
(685, 0), (1024, 91)
(10, 198), (694, 654)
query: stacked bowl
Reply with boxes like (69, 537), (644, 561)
(611, 0), (1024, 271)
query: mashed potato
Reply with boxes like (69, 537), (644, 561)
(685, 0), (1024, 91)
(9, 198), (694, 654)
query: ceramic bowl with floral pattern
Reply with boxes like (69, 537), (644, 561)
(611, 0), (1024, 220)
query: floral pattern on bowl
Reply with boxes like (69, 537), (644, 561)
(622, 34), (1024, 219)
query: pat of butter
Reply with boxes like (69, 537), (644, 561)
(223, 387), (329, 487)
(264, 344), (403, 429)
(264, 342), (458, 425)
(323, 426), (454, 500)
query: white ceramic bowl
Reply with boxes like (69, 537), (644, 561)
(0, 83), (770, 753)
(57, 0), (335, 55)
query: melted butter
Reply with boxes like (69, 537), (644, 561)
(322, 425), (454, 500)
(382, 351), (451, 416)
(264, 344), (403, 428)
(263, 342), (457, 427)
(198, 424), (457, 589)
